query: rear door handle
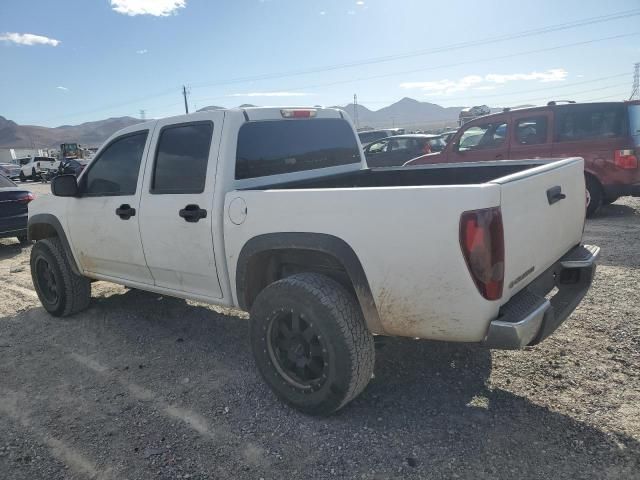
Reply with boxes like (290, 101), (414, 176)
(179, 204), (207, 223)
(115, 204), (136, 220)
(547, 186), (566, 205)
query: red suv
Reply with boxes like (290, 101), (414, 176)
(406, 101), (640, 216)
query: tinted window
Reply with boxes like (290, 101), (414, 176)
(555, 104), (626, 142)
(84, 132), (147, 196)
(152, 122), (213, 194)
(516, 117), (548, 145)
(629, 105), (640, 147)
(457, 122), (507, 151)
(236, 119), (360, 179)
(367, 140), (388, 153)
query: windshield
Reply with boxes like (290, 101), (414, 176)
(630, 104), (640, 147)
(236, 118), (360, 179)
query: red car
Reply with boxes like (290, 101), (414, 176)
(406, 101), (640, 216)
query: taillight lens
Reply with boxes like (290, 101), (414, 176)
(459, 207), (505, 301)
(614, 149), (638, 169)
(17, 192), (35, 204)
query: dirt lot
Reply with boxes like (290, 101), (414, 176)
(1, 184), (639, 479)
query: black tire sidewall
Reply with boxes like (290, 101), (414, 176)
(585, 175), (602, 217)
(250, 280), (357, 415)
(30, 242), (66, 316)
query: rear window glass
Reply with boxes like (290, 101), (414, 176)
(236, 119), (360, 179)
(152, 122), (213, 194)
(0, 175), (15, 187)
(555, 104), (626, 142)
(516, 116), (548, 145)
(629, 105), (640, 147)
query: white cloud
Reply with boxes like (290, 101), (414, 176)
(228, 92), (314, 97)
(485, 69), (567, 83)
(401, 69), (568, 95)
(356, 1), (365, 4)
(110, 0), (186, 16)
(56, 86), (69, 91)
(0, 32), (60, 46)
(319, 11), (326, 15)
(136, 49), (148, 54)
(401, 75), (483, 95)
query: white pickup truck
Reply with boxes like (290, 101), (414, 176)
(28, 107), (599, 415)
(19, 156), (57, 182)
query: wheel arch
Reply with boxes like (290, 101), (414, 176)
(28, 214), (82, 276)
(236, 233), (384, 334)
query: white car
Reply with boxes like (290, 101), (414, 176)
(27, 107), (598, 415)
(19, 156), (57, 181)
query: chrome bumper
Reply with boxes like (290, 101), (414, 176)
(484, 244), (600, 349)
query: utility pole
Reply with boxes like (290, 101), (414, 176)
(353, 94), (359, 130)
(182, 85), (190, 114)
(631, 63), (640, 101)
(139, 109), (146, 120)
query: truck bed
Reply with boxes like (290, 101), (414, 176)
(244, 160), (549, 190)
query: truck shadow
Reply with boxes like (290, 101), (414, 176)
(19, 287), (637, 479)
(0, 240), (29, 261)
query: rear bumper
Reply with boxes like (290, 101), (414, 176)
(603, 183), (640, 198)
(0, 214), (28, 239)
(484, 244), (599, 349)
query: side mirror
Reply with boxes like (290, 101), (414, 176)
(51, 174), (79, 197)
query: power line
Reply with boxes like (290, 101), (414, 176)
(35, 11), (640, 124)
(189, 32), (639, 106)
(189, 8), (640, 90)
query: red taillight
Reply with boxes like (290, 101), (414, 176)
(17, 192), (35, 204)
(280, 109), (317, 118)
(459, 207), (505, 301)
(614, 149), (638, 169)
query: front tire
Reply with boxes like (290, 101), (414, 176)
(250, 273), (375, 416)
(30, 238), (91, 317)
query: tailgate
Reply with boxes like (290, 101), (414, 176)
(493, 158), (585, 303)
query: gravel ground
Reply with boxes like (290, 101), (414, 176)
(0, 186), (639, 479)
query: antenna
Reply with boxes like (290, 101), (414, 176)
(631, 63), (640, 101)
(353, 94), (359, 129)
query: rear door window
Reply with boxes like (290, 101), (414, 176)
(555, 104), (626, 142)
(236, 118), (360, 179)
(515, 117), (548, 145)
(151, 122), (213, 194)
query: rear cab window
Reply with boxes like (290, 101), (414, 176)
(235, 118), (360, 179)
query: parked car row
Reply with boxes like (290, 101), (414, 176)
(392, 100), (639, 216)
(0, 174), (34, 243)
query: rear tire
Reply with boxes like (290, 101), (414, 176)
(30, 238), (91, 317)
(585, 175), (602, 218)
(250, 273), (375, 416)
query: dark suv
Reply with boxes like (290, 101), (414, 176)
(406, 101), (640, 216)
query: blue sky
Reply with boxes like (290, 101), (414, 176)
(1, 0), (639, 127)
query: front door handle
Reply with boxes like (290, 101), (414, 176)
(115, 204), (136, 220)
(179, 204), (207, 223)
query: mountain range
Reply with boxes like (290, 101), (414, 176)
(0, 97), (508, 149)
